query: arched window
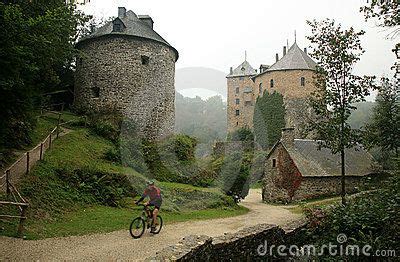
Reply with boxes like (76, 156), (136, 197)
(301, 77), (305, 87)
(270, 79), (274, 88)
(259, 83), (263, 94)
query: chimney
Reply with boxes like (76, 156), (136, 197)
(304, 48), (307, 54)
(230, 67), (233, 75)
(138, 15), (154, 29)
(275, 53), (279, 62)
(118, 7), (126, 18)
(281, 127), (295, 148)
(283, 46), (287, 56)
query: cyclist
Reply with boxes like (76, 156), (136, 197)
(135, 180), (162, 233)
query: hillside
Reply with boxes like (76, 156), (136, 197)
(175, 67), (227, 99)
(0, 113), (246, 239)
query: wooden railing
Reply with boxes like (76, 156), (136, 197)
(0, 172), (29, 237)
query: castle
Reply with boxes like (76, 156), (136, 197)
(227, 42), (317, 138)
(74, 7), (178, 140)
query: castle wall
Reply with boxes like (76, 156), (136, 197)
(74, 35), (176, 140)
(226, 76), (255, 133)
(254, 69), (316, 138)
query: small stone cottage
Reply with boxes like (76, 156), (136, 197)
(262, 128), (376, 202)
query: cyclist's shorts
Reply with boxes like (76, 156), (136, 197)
(148, 198), (162, 209)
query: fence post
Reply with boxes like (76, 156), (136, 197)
(5, 170), (10, 197)
(17, 205), (27, 238)
(49, 133), (52, 149)
(40, 142), (43, 160)
(26, 152), (30, 174)
(57, 113), (61, 138)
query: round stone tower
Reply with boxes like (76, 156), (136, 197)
(74, 7), (178, 140)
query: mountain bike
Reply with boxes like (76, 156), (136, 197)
(129, 204), (163, 238)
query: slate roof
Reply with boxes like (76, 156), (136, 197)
(227, 60), (257, 78)
(77, 10), (178, 61)
(278, 139), (375, 177)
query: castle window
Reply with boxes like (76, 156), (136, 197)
(235, 98), (240, 105)
(141, 55), (149, 65)
(259, 83), (263, 94)
(272, 159), (276, 167)
(235, 109), (240, 116)
(92, 85), (100, 98)
(245, 101), (252, 106)
(301, 77), (305, 86)
(235, 87), (239, 94)
(236, 122), (238, 126)
(270, 79), (274, 88)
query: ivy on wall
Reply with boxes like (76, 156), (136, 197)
(253, 91), (285, 150)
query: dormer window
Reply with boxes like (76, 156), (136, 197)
(112, 18), (125, 32)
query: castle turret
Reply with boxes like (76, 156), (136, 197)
(226, 60), (257, 134)
(74, 7), (178, 140)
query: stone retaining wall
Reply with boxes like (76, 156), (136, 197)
(148, 222), (308, 261)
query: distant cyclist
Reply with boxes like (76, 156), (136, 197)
(135, 180), (162, 233)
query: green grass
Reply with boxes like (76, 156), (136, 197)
(17, 205), (248, 239)
(1, 125), (245, 239)
(285, 196), (342, 214)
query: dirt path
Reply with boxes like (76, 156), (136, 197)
(0, 189), (302, 261)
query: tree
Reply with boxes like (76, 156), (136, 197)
(360, 0), (399, 38)
(364, 77), (399, 169)
(0, 1), (88, 151)
(253, 91), (285, 150)
(307, 19), (376, 205)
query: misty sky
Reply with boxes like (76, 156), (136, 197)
(79, 0), (397, 100)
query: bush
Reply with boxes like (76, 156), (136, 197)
(297, 175), (400, 259)
(228, 127), (254, 142)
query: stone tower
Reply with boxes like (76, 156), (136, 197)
(226, 60), (257, 133)
(74, 7), (178, 140)
(227, 42), (317, 138)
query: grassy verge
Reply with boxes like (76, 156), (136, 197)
(284, 196), (342, 214)
(1, 125), (246, 239)
(15, 205), (248, 239)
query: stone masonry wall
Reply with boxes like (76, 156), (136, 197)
(148, 224), (292, 261)
(74, 35), (176, 140)
(262, 144), (365, 203)
(227, 76), (255, 133)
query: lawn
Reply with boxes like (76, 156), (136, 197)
(1, 125), (248, 239)
(17, 205), (248, 239)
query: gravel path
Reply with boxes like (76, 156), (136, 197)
(0, 189), (302, 261)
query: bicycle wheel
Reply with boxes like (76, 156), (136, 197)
(129, 217), (145, 238)
(151, 215), (163, 234)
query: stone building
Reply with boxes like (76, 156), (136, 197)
(74, 7), (178, 140)
(262, 128), (376, 203)
(227, 42), (317, 138)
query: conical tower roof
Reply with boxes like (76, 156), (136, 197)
(266, 42), (316, 72)
(227, 60), (257, 78)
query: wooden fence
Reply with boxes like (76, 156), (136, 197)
(0, 112), (85, 236)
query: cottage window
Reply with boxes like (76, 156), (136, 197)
(141, 55), (149, 65)
(301, 77), (305, 86)
(270, 79), (274, 88)
(235, 87), (239, 94)
(272, 159), (276, 167)
(235, 109), (240, 116)
(259, 83), (263, 94)
(235, 98), (240, 105)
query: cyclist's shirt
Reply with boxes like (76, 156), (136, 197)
(142, 186), (162, 201)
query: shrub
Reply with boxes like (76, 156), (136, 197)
(228, 127), (254, 142)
